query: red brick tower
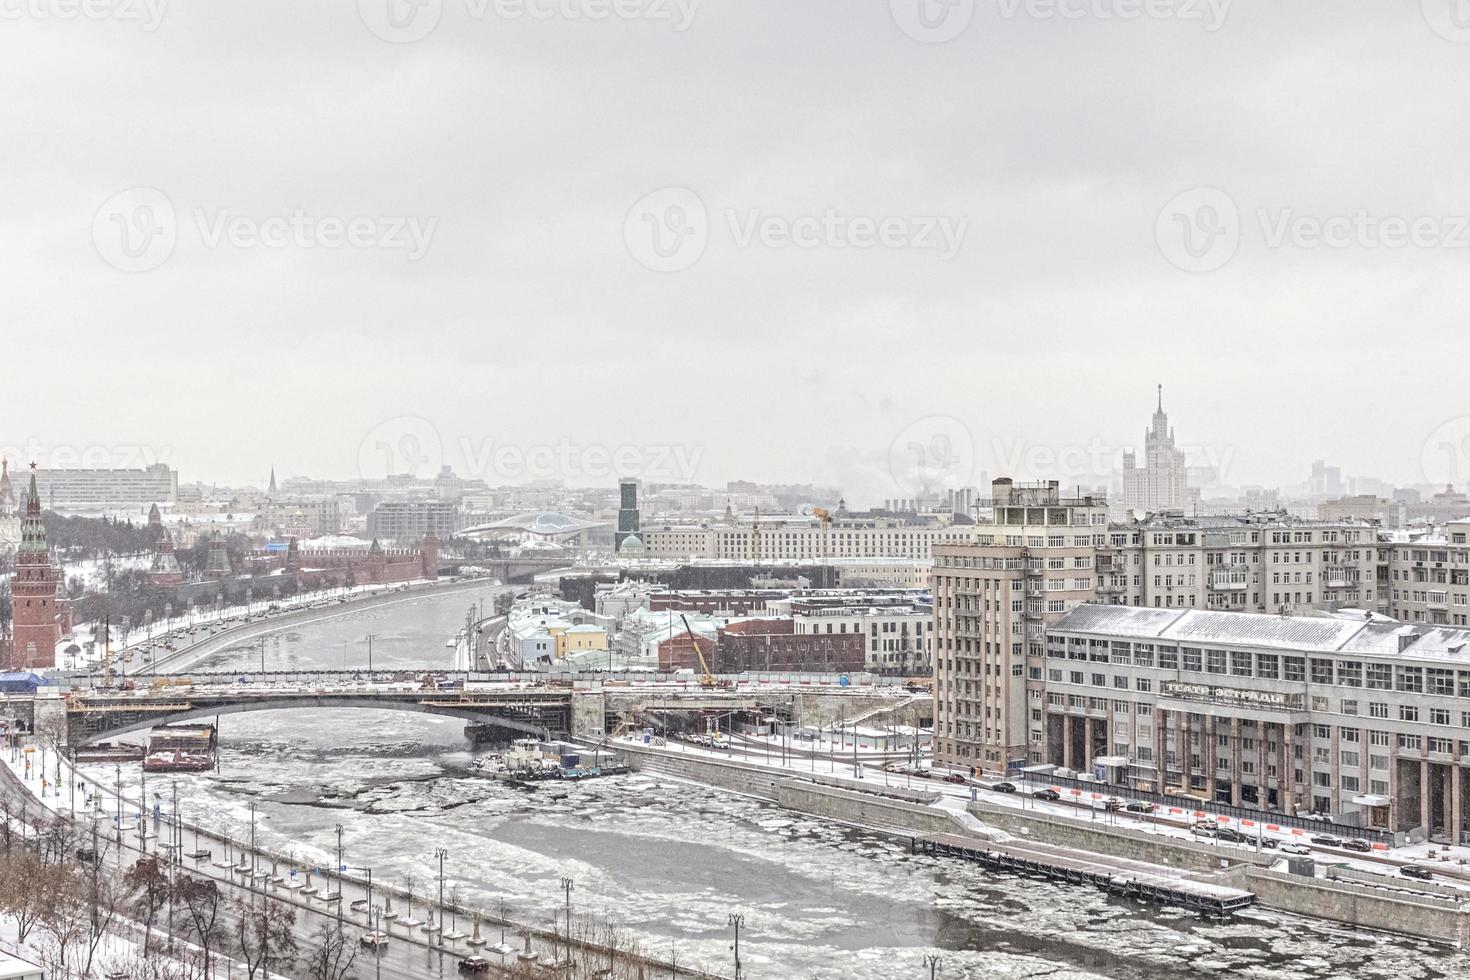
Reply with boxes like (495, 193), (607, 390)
(420, 533), (439, 581)
(11, 467), (60, 670)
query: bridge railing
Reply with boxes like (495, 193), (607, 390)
(64, 668), (907, 690)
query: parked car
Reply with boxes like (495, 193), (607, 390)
(458, 956), (491, 974)
(943, 773), (968, 785)
(1100, 797), (1125, 812)
(1342, 838), (1373, 853)
(1309, 834), (1345, 847)
(1216, 828), (1246, 843)
(1192, 819), (1219, 832)
(1032, 788), (1061, 801)
(1259, 837), (1280, 850)
(1124, 801), (1157, 814)
(990, 782), (1018, 793)
(1279, 842), (1312, 855)
(1400, 864), (1434, 881)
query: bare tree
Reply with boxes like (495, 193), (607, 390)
(231, 896), (298, 979)
(173, 874), (227, 974)
(38, 814), (84, 866)
(37, 867), (88, 978)
(300, 920), (358, 980)
(82, 849), (125, 975)
(0, 850), (62, 941)
(125, 855), (171, 955)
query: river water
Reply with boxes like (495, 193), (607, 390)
(80, 590), (1468, 979)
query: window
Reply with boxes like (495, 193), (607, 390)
(1284, 657), (1306, 682)
(1366, 663), (1392, 690)
(1399, 705), (1419, 722)
(1369, 702), (1388, 719)
(1206, 649), (1226, 674)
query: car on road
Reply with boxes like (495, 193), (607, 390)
(1279, 842), (1312, 855)
(458, 956), (491, 974)
(943, 773), (967, 784)
(1342, 838), (1373, 853)
(1032, 788), (1061, 801)
(1124, 801), (1156, 814)
(1400, 864), (1434, 881)
(1309, 834), (1344, 847)
(1216, 828), (1246, 843)
(359, 931), (389, 949)
(1099, 797), (1125, 812)
(989, 781), (1018, 793)
(1192, 819), (1219, 832)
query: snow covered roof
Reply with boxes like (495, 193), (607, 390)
(1052, 603), (1470, 663)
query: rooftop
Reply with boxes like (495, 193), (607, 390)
(1050, 604), (1470, 661)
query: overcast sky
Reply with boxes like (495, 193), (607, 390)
(4, 1), (1470, 505)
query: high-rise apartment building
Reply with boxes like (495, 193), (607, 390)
(932, 479), (1110, 773)
(1119, 386), (1193, 518)
(1096, 514), (1384, 615)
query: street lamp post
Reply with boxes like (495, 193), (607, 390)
(560, 876), (574, 959)
(924, 953), (943, 979)
(435, 848), (448, 947)
(728, 912), (744, 980)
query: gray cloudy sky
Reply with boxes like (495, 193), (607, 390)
(5, 1), (1470, 504)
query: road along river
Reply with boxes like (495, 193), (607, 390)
(80, 590), (1470, 979)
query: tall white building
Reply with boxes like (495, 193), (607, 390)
(1120, 386), (1193, 518)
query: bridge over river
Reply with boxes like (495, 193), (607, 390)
(54, 671), (914, 746)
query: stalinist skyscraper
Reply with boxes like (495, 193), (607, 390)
(1120, 385), (1192, 517)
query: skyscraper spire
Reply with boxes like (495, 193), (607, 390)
(1157, 383), (1163, 414)
(268, 466), (277, 495)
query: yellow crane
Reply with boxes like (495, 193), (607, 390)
(679, 614), (716, 689)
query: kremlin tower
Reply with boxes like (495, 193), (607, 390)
(9, 466), (62, 670)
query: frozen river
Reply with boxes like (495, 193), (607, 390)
(83, 590), (1470, 979)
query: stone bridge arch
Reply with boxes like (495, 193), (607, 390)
(68, 696), (557, 746)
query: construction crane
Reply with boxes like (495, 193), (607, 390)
(679, 614), (716, 689)
(812, 507), (832, 559)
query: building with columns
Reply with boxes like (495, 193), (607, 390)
(1044, 603), (1470, 842)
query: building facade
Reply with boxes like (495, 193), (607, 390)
(1097, 514), (1383, 615)
(365, 501), (459, 543)
(1044, 604), (1470, 843)
(931, 479), (1110, 773)
(32, 462), (177, 513)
